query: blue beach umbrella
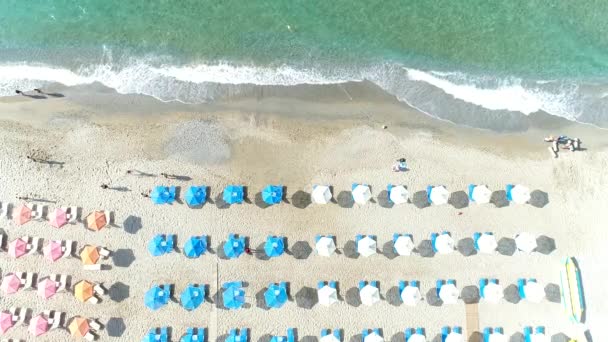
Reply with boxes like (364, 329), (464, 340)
(222, 283), (245, 309)
(185, 186), (207, 207)
(144, 285), (169, 310)
(151, 186), (175, 204)
(148, 235), (167, 256)
(264, 236), (285, 257)
(180, 284), (205, 310)
(224, 234), (245, 259)
(223, 185), (244, 204)
(264, 283), (288, 309)
(262, 185), (283, 205)
(184, 236), (207, 258)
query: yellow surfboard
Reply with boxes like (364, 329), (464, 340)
(560, 257), (585, 323)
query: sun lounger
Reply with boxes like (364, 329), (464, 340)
(329, 281), (337, 289)
(523, 326), (532, 342)
(405, 329), (412, 340)
(333, 330), (341, 341)
(430, 233), (439, 252)
(358, 281), (366, 290)
(21, 272), (35, 289)
(196, 327), (206, 342)
(99, 247), (111, 258)
(370, 281), (378, 288)
(166, 235), (175, 252)
(62, 206), (78, 224)
(87, 296), (100, 304)
(31, 204), (44, 220)
(518, 279), (526, 299)
(94, 284), (108, 295)
(321, 330), (329, 337)
(28, 237), (42, 255)
(415, 328), (424, 336)
(287, 328), (295, 342)
(89, 319), (103, 331)
(436, 280), (444, 297)
(9, 307), (26, 325)
(361, 330), (369, 339)
(535, 326), (545, 334)
(83, 264), (102, 271)
(0, 234), (5, 250)
(317, 281), (325, 289)
(441, 327), (449, 340)
(0, 202), (8, 219)
(50, 311), (65, 329)
(493, 327), (502, 334)
(84, 331), (98, 341)
(453, 327), (462, 334)
(62, 240), (74, 258)
(51, 274), (68, 292)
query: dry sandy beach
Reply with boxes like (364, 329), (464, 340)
(0, 86), (607, 342)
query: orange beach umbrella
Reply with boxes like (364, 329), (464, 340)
(68, 316), (90, 338)
(74, 280), (95, 302)
(80, 245), (100, 265)
(86, 211), (106, 231)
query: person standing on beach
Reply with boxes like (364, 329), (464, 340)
(100, 184), (109, 189)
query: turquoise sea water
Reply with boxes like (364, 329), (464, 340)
(1, 0), (608, 128)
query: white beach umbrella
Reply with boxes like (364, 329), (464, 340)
(407, 333), (426, 342)
(357, 236), (377, 257)
(318, 285), (338, 306)
(359, 285), (380, 306)
(429, 186), (449, 205)
(523, 281), (544, 303)
(400, 285), (421, 306)
(320, 335), (340, 342)
(434, 234), (455, 254)
(515, 232), (537, 253)
(364, 332), (383, 342)
(530, 333), (548, 342)
(483, 282), (504, 303)
(352, 184), (372, 205)
(394, 235), (415, 256)
(477, 233), (497, 254)
(445, 332), (463, 342)
(315, 236), (336, 257)
(471, 185), (492, 204)
(511, 184), (531, 204)
(312, 185), (332, 204)
(487, 333), (507, 342)
(389, 185), (409, 204)
(439, 283), (459, 304)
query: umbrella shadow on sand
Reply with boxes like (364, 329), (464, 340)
(345, 287), (362, 307)
(106, 317), (126, 337)
(426, 288), (442, 307)
(349, 334), (363, 342)
(448, 191), (469, 209)
(290, 241), (312, 260)
(535, 235), (556, 255)
(510, 332), (525, 342)
(497, 238), (516, 256)
(255, 288), (270, 310)
(214, 193), (230, 209)
(382, 241), (398, 260)
(550, 333), (572, 342)
(457, 238), (477, 257)
(545, 283), (561, 303)
(291, 191), (312, 209)
(112, 249), (135, 268)
(503, 284), (521, 304)
(295, 286), (318, 309)
(490, 190), (509, 208)
(109, 282), (130, 302)
(386, 286), (402, 306)
(377, 190), (394, 209)
(529, 190), (549, 208)
(301, 337), (319, 342)
(417, 240), (435, 258)
(343, 240), (359, 259)
(255, 243), (270, 260)
(460, 285), (480, 304)
(390, 332), (405, 342)
(337, 191), (354, 208)
(254, 192), (271, 209)
(411, 191), (430, 209)
(123, 215), (143, 234)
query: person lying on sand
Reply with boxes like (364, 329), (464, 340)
(392, 158), (407, 172)
(563, 138), (581, 152)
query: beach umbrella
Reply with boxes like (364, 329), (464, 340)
(524, 281), (544, 303)
(318, 285), (338, 306)
(312, 185), (332, 204)
(148, 235), (168, 256)
(510, 184), (531, 204)
(530, 333), (548, 342)
(408, 334), (426, 342)
(394, 235), (415, 256)
(223, 185), (244, 204)
(389, 185), (409, 204)
(477, 233), (497, 254)
(28, 314), (48, 337)
(434, 234), (455, 254)
(8, 237), (27, 258)
(471, 185), (491, 204)
(48, 207), (68, 228)
(483, 283), (504, 303)
(184, 186), (207, 207)
(429, 186), (449, 205)
(223, 283), (245, 309)
(320, 335), (340, 342)
(487, 333), (507, 342)
(352, 184), (372, 205)
(13, 204), (31, 225)
(184, 236), (207, 258)
(0, 311), (13, 334)
(151, 186), (174, 204)
(360, 284), (380, 306)
(515, 232), (537, 253)
(364, 332), (383, 342)
(86, 211), (107, 231)
(224, 235), (245, 259)
(180, 284), (205, 310)
(265, 284), (288, 308)
(74, 280), (95, 302)
(401, 285), (421, 306)
(37, 278), (57, 299)
(264, 236), (285, 257)
(1, 274), (21, 294)
(43, 240), (63, 262)
(80, 245), (100, 265)
(68, 317), (90, 338)
(439, 283), (459, 304)
(145, 285), (169, 310)
(357, 236), (377, 257)
(445, 332), (463, 342)
(262, 185), (283, 205)
(315, 236), (336, 257)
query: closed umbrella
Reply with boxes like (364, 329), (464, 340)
(516, 233), (537, 253)
(312, 185), (332, 204)
(364, 332), (383, 342)
(262, 185), (283, 205)
(1, 274), (21, 294)
(69, 317), (90, 338)
(80, 245), (100, 265)
(74, 280), (95, 302)
(264, 236), (285, 257)
(223, 283), (245, 309)
(394, 235), (414, 256)
(48, 208), (68, 228)
(0, 311), (13, 334)
(400, 285), (421, 306)
(28, 314), (49, 337)
(439, 283), (459, 304)
(483, 283), (504, 303)
(524, 281), (544, 303)
(185, 186), (207, 207)
(360, 285), (380, 306)
(315, 236), (336, 257)
(223, 185), (244, 204)
(357, 236), (377, 257)
(352, 184), (372, 205)
(184, 236), (207, 258)
(429, 186), (449, 205)
(8, 237), (27, 258)
(13, 204), (31, 225)
(223, 235), (245, 259)
(86, 211), (106, 231)
(37, 278), (57, 299)
(471, 185), (491, 204)
(389, 185), (409, 204)
(180, 285), (205, 310)
(434, 234), (455, 254)
(43, 240), (63, 262)
(511, 185), (531, 204)
(477, 234), (497, 254)
(264, 284), (288, 308)
(318, 285), (338, 306)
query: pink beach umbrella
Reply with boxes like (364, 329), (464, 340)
(13, 204), (32, 225)
(28, 314), (49, 337)
(1, 274), (21, 294)
(37, 278), (57, 299)
(0, 311), (14, 334)
(43, 240), (63, 262)
(48, 208), (68, 228)
(8, 238), (27, 258)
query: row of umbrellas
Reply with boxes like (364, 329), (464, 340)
(5, 236), (109, 264)
(11, 204), (108, 230)
(151, 184), (533, 206)
(1, 274), (103, 303)
(0, 311), (96, 338)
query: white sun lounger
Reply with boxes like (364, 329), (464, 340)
(26, 236), (41, 255)
(0, 234), (5, 249)
(87, 296), (100, 304)
(62, 206), (79, 223)
(94, 284), (107, 295)
(62, 240), (74, 258)
(84, 331), (98, 341)
(104, 211), (112, 226)
(9, 307), (26, 325)
(30, 204), (44, 220)
(50, 311), (65, 329)
(0, 202), (8, 219)
(83, 264), (102, 271)
(21, 273), (35, 289)
(99, 247), (111, 258)
(89, 319), (103, 331)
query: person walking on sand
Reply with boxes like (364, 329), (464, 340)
(141, 191), (150, 198)
(100, 184), (109, 189)
(160, 172), (174, 179)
